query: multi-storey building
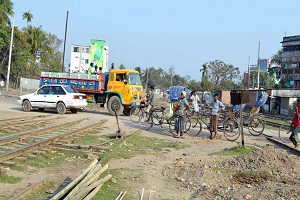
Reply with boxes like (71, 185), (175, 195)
(281, 35), (300, 88)
(70, 45), (90, 73)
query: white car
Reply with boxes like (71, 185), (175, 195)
(17, 84), (88, 114)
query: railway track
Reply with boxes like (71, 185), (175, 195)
(263, 135), (300, 156)
(0, 115), (65, 137)
(0, 118), (105, 163)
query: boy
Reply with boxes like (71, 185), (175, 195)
(210, 93), (225, 139)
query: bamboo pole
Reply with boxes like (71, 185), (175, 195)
(82, 183), (103, 200)
(50, 159), (98, 200)
(115, 192), (123, 200)
(64, 164), (108, 199)
(72, 174), (112, 200)
(119, 191), (127, 200)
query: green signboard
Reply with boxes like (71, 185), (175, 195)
(90, 40), (105, 68)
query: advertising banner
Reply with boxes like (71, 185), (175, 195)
(90, 40), (105, 68)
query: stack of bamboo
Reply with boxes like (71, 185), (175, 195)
(50, 159), (112, 200)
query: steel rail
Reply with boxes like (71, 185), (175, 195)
(0, 120), (103, 163)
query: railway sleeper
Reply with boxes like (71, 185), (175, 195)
(49, 146), (92, 158)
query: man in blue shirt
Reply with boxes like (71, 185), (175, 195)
(210, 93), (225, 139)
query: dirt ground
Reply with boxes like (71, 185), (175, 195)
(1, 94), (300, 200)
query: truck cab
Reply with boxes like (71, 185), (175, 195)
(101, 69), (144, 115)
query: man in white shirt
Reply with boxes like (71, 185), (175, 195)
(189, 90), (201, 115)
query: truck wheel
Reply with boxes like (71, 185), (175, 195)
(107, 96), (124, 116)
(56, 102), (66, 114)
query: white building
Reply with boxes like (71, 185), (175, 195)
(70, 43), (110, 73)
(70, 45), (90, 73)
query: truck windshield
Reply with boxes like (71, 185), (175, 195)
(128, 73), (142, 85)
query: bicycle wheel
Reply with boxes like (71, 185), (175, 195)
(223, 118), (240, 141)
(130, 106), (143, 123)
(187, 117), (202, 136)
(218, 113), (226, 126)
(279, 120), (292, 143)
(139, 112), (153, 130)
(169, 116), (178, 136)
(248, 116), (265, 136)
(152, 110), (162, 125)
(184, 116), (191, 133)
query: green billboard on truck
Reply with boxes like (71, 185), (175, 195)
(90, 39), (105, 68)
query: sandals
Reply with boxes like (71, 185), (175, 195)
(174, 135), (180, 138)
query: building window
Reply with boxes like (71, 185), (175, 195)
(85, 59), (89, 64)
(73, 47), (79, 52)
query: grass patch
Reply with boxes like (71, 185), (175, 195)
(209, 145), (256, 156)
(213, 167), (236, 174)
(11, 164), (26, 172)
(25, 181), (58, 200)
(21, 151), (86, 169)
(94, 169), (144, 199)
(0, 174), (22, 184)
(75, 134), (105, 146)
(100, 130), (188, 165)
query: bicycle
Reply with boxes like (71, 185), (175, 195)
(181, 106), (223, 138)
(223, 105), (265, 141)
(168, 114), (193, 137)
(138, 106), (169, 130)
(130, 101), (146, 123)
(278, 119), (292, 143)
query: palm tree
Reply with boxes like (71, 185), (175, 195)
(23, 11), (33, 27)
(200, 63), (208, 82)
(0, 0), (14, 27)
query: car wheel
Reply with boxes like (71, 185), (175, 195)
(70, 108), (78, 113)
(56, 102), (66, 114)
(107, 96), (124, 116)
(38, 108), (45, 111)
(23, 100), (32, 112)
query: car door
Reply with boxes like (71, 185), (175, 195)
(46, 86), (66, 108)
(33, 86), (50, 107)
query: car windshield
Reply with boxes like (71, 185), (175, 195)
(128, 73), (142, 85)
(63, 85), (78, 93)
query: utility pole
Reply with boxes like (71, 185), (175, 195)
(257, 41), (261, 89)
(6, 15), (14, 92)
(62, 11), (69, 72)
(248, 56), (250, 89)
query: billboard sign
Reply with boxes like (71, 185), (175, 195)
(90, 40), (105, 68)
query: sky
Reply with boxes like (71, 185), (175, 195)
(12, 0), (300, 81)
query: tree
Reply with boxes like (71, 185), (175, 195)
(205, 60), (240, 90)
(271, 49), (284, 68)
(0, 0), (14, 27)
(22, 11), (33, 27)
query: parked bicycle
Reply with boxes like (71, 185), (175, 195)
(223, 105), (265, 141)
(138, 106), (169, 130)
(178, 105), (224, 138)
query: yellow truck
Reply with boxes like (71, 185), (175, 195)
(40, 69), (145, 115)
